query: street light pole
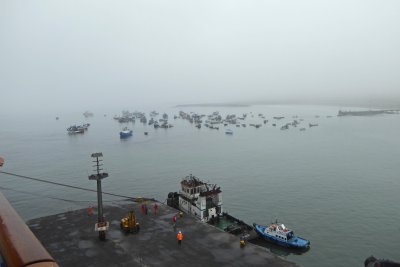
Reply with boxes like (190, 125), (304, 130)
(89, 153), (109, 241)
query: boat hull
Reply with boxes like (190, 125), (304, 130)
(253, 223), (310, 249)
(120, 131), (133, 138)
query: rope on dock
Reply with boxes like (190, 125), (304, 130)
(0, 171), (155, 202)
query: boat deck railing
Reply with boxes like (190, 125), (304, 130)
(0, 191), (59, 267)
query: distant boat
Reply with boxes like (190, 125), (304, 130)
(81, 123), (90, 130)
(364, 256), (400, 267)
(120, 127), (133, 138)
(338, 109), (400, 116)
(253, 222), (310, 249)
(140, 117), (147, 123)
(83, 111), (94, 118)
(225, 129), (233, 135)
(299, 128), (306, 131)
(150, 111), (159, 117)
(67, 125), (84, 134)
(309, 123), (318, 127)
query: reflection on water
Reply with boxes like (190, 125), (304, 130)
(249, 237), (310, 257)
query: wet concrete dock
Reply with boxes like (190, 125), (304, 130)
(28, 200), (297, 267)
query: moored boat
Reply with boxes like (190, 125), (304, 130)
(83, 111), (94, 118)
(81, 123), (90, 130)
(166, 175), (254, 238)
(225, 129), (233, 135)
(253, 222), (310, 249)
(167, 174), (222, 223)
(120, 127), (133, 138)
(67, 125), (84, 134)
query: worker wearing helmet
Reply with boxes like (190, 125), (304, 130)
(177, 230), (183, 245)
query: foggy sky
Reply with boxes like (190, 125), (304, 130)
(1, 0), (400, 112)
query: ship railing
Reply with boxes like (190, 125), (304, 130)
(0, 191), (59, 267)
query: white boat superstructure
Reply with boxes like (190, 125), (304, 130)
(178, 174), (223, 222)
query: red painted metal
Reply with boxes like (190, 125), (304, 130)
(0, 192), (58, 267)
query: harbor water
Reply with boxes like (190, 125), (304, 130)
(1, 105), (399, 267)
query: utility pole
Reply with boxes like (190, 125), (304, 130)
(88, 152), (109, 241)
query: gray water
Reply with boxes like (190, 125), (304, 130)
(1, 105), (399, 267)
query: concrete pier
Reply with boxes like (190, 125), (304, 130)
(28, 200), (297, 267)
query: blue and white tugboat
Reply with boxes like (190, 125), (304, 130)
(253, 221), (310, 249)
(120, 127), (133, 138)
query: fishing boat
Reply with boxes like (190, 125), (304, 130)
(253, 222), (310, 249)
(83, 111), (94, 118)
(120, 127), (133, 138)
(67, 125), (84, 134)
(280, 124), (289, 130)
(225, 129), (233, 135)
(81, 123), (90, 130)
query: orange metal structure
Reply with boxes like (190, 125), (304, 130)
(0, 192), (59, 267)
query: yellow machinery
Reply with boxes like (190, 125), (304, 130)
(120, 210), (140, 234)
(240, 235), (246, 248)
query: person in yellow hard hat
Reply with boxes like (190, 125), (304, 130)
(177, 230), (183, 245)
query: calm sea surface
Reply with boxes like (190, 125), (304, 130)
(1, 105), (399, 267)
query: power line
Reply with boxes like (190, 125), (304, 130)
(0, 170), (155, 202)
(0, 185), (116, 204)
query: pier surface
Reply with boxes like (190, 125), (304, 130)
(28, 201), (296, 267)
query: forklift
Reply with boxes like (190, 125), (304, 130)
(120, 210), (140, 234)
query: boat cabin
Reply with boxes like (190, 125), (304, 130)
(178, 174), (223, 222)
(265, 223), (294, 241)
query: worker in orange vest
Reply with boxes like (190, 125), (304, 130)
(86, 205), (93, 216)
(177, 230), (183, 245)
(153, 202), (158, 215)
